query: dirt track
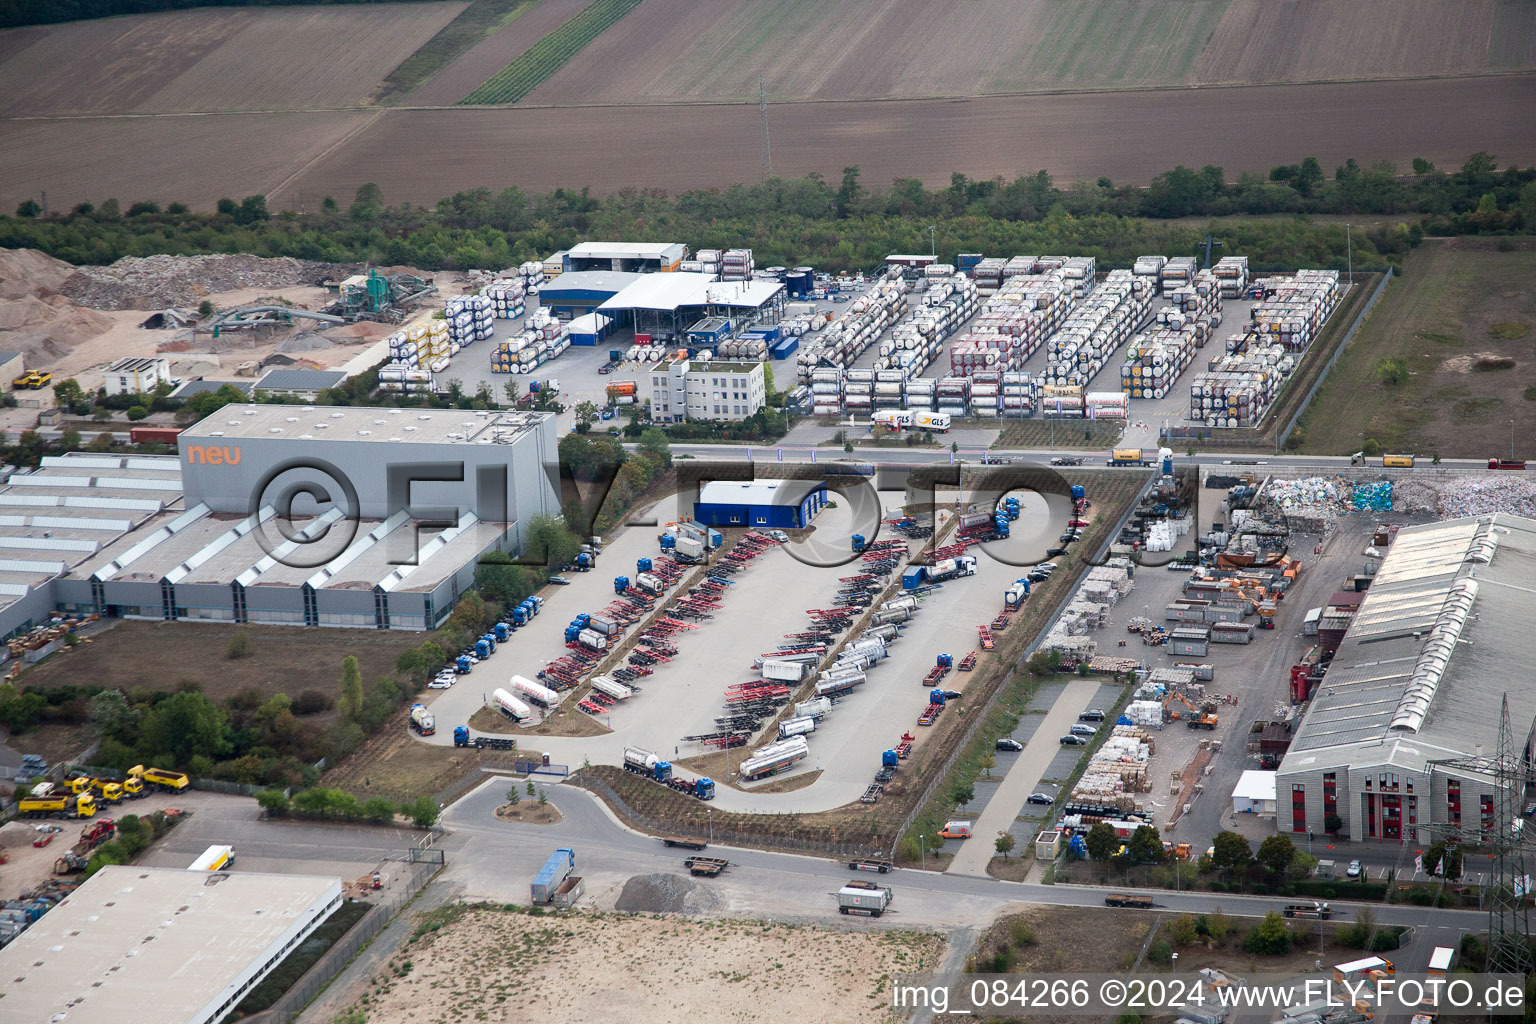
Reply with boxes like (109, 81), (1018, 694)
(1, 74), (1530, 211)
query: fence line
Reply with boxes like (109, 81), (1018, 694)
(894, 471), (1156, 851)
(241, 858), (440, 1024)
(1277, 268), (1395, 449)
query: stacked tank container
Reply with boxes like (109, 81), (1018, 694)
(1212, 256), (1250, 298)
(386, 317), (453, 374)
(973, 257), (1006, 289)
(969, 370), (1001, 417)
(936, 376), (969, 418)
(1043, 270), (1150, 388)
(843, 368), (874, 414)
(811, 367), (842, 417)
(1132, 256), (1166, 293)
(795, 284), (906, 383)
(904, 377), (935, 409)
(721, 249), (754, 282)
(1188, 347), (1289, 427)
(1162, 269), (1221, 334)
(1039, 384), (1084, 417)
(1158, 257), (1197, 295)
(1250, 269), (1339, 352)
(519, 261), (546, 290)
(444, 294), (495, 356)
(1085, 390), (1129, 419)
(1061, 256), (1097, 299)
(1002, 256), (1039, 279)
(490, 309), (569, 374)
(873, 369), (905, 408)
(1001, 372), (1038, 417)
(696, 250), (723, 278)
(485, 278), (527, 319)
(1120, 323), (1200, 399)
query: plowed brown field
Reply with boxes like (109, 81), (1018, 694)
(407, 0), (590, 105)
(525, 0), (1536, 105)
(269, 75), (1536, 206)
(0, 3), (464, 116)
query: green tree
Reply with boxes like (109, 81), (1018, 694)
(256, 788), (291, 816)
(126, 405), (149, 421)
(637, 427), (672, 468)
(1086, 822), (1118, 864)
(1243, 911), (1293, 955)
(573, 400), (598, 433)
(227, 627), (253, 660)
(138, 690), (231, 765)
(526, 514), (582, 571)
(339, 655), (363, 721)
(978, 753), (995, 779)
(1211, 831), (1252, 875)
(505, 785), (521, 807)
(198, 299), (215, 318)
(952, 782), (974, 810)
(835, 165), (863, 218)
(1129, 825), (1164, 865)
(350, 182), (384, 222)
(362, 796), (397, 824)
(15, 199), (41, 217)
(405, 796), (439, 828)
(1169, 914), (1199, 946)
(52, 378), (85, 408)
(1257, 833), (1295, 875)
(995, 831), (1015, 860)
(87, 688), (138, 740)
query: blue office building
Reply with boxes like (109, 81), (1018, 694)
(693, 480), (828, 529)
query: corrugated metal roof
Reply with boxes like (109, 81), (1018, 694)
(697, 479), (824, 507)
(1283, 514), (1536, 773)
(598, 273), (783, 314)
(255, 369), (347, 391)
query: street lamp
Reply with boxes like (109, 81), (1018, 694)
(708, 807), (713, 843)
(928, 225), (936, 258)
(1171, 952), (1178, 974)
(920, 834), (927, 870)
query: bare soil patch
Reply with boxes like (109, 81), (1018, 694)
(350, 905), (945, 1024)
(16, 620), (422, 723)
(269, 76), (1536, 206)
(323, 711), (521, 803)
(493, 801), (561, 824)
(466, 703), (609, 737)
(0, 5), (464, 116)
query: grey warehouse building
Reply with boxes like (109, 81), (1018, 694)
(1275, 514), (1536, 845)
(0, 406), (560, 636)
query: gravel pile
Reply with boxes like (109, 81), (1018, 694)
(1397, 475), (1536, 518)
(60, 253), (343, 310)
(615, 873), (724, 914)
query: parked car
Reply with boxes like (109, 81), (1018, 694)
(1046, 547), (1068, 558)
(996, 738), (1024, 752)
(427, 678), (454, 689)
(1060, 735), (1088, 747)
(1079, 709), (1105, 722)
(1036, 562), (1059, 572)
(1069, 723), (1098, 737)
(548, 576), (572, 586)
(767, 529), (790, 542)
(1346, 859), (1363, 878)
(1027, 793), (1054, 805)
(600, 408), (614, 420)
(940, 689), (963, 701)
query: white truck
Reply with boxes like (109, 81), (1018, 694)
(838, 882), (893, 917)
(926, 555), (977, 582)
(408, 703), (436, 736)
(492, 687), (532, 723)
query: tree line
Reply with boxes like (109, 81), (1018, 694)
(0, 0), (451, 30)
(6, 154), (1534, 276)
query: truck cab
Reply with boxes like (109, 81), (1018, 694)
(90, 778), (125, 803)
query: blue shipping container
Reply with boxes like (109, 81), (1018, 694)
(771, 336), (799, 360)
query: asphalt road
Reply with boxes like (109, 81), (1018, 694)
(441, 779), (1484, 945)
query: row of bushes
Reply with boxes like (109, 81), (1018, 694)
(85, 810), (182, 876)
(257, 786), (439, 828)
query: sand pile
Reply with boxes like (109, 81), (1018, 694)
(0, 248), (76, 300)
(60, 253), (340, 310)
(0, 293), (114, 359)
(615, 873), (725, 914)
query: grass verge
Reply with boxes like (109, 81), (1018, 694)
(994, 419), (1124, 450)
(461, 0), (644, 105)
(375, 0), (536, 104)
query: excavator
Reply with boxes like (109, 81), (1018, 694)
(1164, 691), (1219, 730)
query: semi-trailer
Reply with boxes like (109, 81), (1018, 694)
(623, 746), (672, 781)
(589, 676), (633, 701)
(684, 856), (729, 877)
(661, 836), (708, 850)
(493, 687), (534, 723)
(510, 674), (562, 709)
(777, 715), (817, 741)
(739, 736), (809, 780)
(760, 658), (810, 682)
(531, 848), (576, 904)
(794, 696), (833, 720)
(409, 703), (436, 735)
(837, 883), (893, 916)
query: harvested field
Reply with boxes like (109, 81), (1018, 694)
(404, 0), (589, 105)
(1298, 239), (1536, 460)
(1195, 0), (1533, 85)
(0, 4), (465, 116)
(266, 75), (1536, 208)
(16, 620), (422, 719)
(0, 109), (374, 213)
(527, 0), (1536, 105)
(349, 904), (945, 1024)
